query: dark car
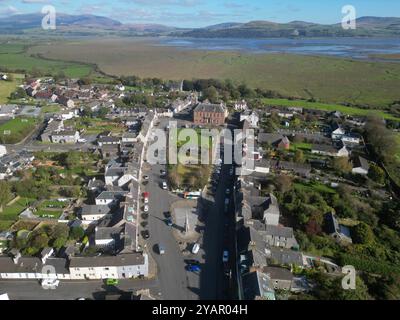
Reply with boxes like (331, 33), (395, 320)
(142, 230), (150, 239)
(186, 264), (201, 272)
(185, 259), (200, 265)
(164, 211), (171, 219)
(165, 218), (173, 227)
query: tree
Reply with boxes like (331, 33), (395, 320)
(0, 181), (12, 212)
(51, 224), (69, 240)
(332, 157), (352, 174)
(368, 164), (385, 184)
(202, 86), (218, 103)
(294, 149), (305, 163)
(352, 222), (374, 245)
(70, 226), (85, 240)
(30, 233), (49, 249)
(274, 175), (293, 193)
(52, 237), (67, 249)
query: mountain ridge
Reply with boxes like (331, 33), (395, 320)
(0, 13), (399, 37)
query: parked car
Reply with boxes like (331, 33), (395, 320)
(106, 278), (119, 286)
(162, 181), (168, 190)
(187, 264), (201, 273)
(143, 175), (149, 181)
(192, 243), (200, 254)
(226, 188), (231, 195)
(223, 250), (229, 263)
(158, 244), (165, 255)
(143, 205), (149, 212)
(144, 197), (149, 204)
(165, 218), (173, 227)
(185, 259), (200, 265)
(41, 279), (60, 290)
(142, 230), (150, 239)
(160, 170), (167, 176)
(164, 211), (171, 219)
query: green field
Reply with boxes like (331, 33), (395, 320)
(294, 181), (337, 194)
(0, 117), (38, 144)
(0, 73), (24, 104)
(0, 197), (35, 222)
(263, 98), (400, 121)
(290, 142), (312, 152)
(28, 38), (400, 107)
(0, 42), (93, 77)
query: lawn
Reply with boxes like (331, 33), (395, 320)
(39, 200), (68, 210)
(294, 181), (337, 195)
(0, 73), (24, 104)
(0, 197), (35, 221)
(40, 104), (61, 114)
(0, 221), (14, 232)
(28, 38), (400, 107)
(34, 209), (63, 219)
(65, 117), (125, 134)
(263, 98), (400, 121)
(0, 117), (38, 144)
(290, 142), (312, 152)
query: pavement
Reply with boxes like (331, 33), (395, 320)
(0, 279), (161, 300)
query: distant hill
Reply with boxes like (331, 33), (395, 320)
(177, 17), (400, 38)
(0, 13), (399, 37)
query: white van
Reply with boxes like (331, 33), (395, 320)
(192, 243), (200, 255)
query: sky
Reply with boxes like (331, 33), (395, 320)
(0, 0), (399, 27)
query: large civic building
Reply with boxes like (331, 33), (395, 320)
(193, 103), (227, 126)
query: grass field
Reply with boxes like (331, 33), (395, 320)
(294, 181), (337, 194)
(28, 38), (400, 107)
(263, 98), (400, 121)
(0, 197), (35, 221)
(0, 42), (93, 78)
(290, 142), (312, 152)
(0, 117), (38, 144)
(0, 73), (24, 104)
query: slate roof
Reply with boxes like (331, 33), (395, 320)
(69, 253), (145, 268)
(194, 103), (225, 113)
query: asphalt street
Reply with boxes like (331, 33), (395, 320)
(0, 279), (160, 300)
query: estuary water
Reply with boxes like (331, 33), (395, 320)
(156, 37), (400, 60)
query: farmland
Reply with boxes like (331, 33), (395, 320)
(0, 117), (38, 144)
(0, 42), (93, 78)
(28, 37), (400, 108)
(262, 98), (400, 121)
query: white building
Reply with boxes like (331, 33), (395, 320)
(240, 111), (259, 128)
(352, 156), (370, 175)
(69, 253), (148, 280)
(80, 205), (111, 222)
(0, 145), (6, 158)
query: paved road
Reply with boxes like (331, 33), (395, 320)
(0, 279), (161, 300)
(142, 161), (200, 300)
